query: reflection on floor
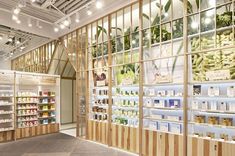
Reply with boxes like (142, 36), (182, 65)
(61, 128), (76, 137)
(0, 133), (137, 156)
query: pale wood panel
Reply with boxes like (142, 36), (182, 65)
(0, 131), (14, 142)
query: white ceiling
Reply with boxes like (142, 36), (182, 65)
(0, 0), (136, 60)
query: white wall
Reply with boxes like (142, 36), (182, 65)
(61, 79), (73, 124)
(0, 60), (11, 70)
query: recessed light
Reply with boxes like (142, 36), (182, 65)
(75, 18), (80, 23)
(96, 1), (103, 9)
(0, 36), (2, 40)
(31, 0), (36, 2)
(16, 40), (20, 44)
(87, 10), (92, 15)
(63, 20), (70, 26)
(16, 20), (21, 24)
(54, 27), (59, 32)
(8, 38), (13, 42)
(60, 24), (65, 29)
(12, 15), (18, 21)
(28, 23), (32, 27)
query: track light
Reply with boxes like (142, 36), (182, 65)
(16, 40), (20, 44)
(16, 20), (21, 24)
(96, 0), (103, 9)
(13, 7), (20, 14)
(8, 38), (13, 42)
(28, 18), (32, 27)
(75, 12), (80, 23)
(12, 14), (18, 21)
(31, 0), (36, 2)
(87, 6), (92, 15)
(0, 36), (2, 40)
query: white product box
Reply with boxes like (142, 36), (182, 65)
(192, 101), (199, 110)
(149, 89), (155, 96)
(201, 101), (209, 110)
(166, 116), (181, 121)
(210, 101), (218, 111)
(151, 114), (163, 119)
(170, 123), (182, 134)
(144, 98), (153, 107)
(157, 90), (166, 97)
(208, 87), (220, 97)
(149, 121), (157, 130)
(167, 90), (175, 96)
(158, 122), (169, 132)
(220, 102), (227, 111)
(228, 103), (235, 112)
(227, 86), (235, 97)
(153, 100), (166, 108)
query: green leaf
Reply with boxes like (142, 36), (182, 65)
(196, 0), (200, 9)
(164, 0), (171, 13)
(142, 13), (150, 20)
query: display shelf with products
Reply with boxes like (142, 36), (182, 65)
(188, 82), (235, 142)
(0, 71), (15, 133)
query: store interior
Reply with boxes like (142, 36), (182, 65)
(0, 0), (235, 156)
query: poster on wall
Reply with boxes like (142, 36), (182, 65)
(93, 58), (109, 87)
(144, 56), (184, 84)
(114, 63), (140, 86)
(191, 49), (235, 81)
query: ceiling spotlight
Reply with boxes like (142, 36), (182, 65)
(13, 7), (20, 15)
(31, 0), (36, 2)
(60, 23), (65, 29)
(8, 38), (13, 42)
(63, 19), (70, 26)
(20, 46), (25, 50)
(16, 20), (21, 24)
(75, 12), (80, 23)
(16, 40), (20, 44)
(54, 27), (59, 32)
(96, 0), (103, 9)
(36, 20), (42, 29)
(87, 6), (92, 15)
(0, 36), (2, 40)
(28, 18), (32, 27)
(12, 14), (18, 21)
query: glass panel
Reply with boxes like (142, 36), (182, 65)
(188, 14), (200, 35)
(173, 18), (183, 39)
(143, 0), (150, 29)
(161, 22), (171, 42)
(200, 0), (216, 10)
(187, 0), (200, 14)
(200, 9), (215, 32)
(161, 0), (172, 23)
(173, 0), (183, 19)
(216, 4), (233, 29)
(151, 0), (160, 26)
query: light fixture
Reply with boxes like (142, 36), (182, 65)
(0, 36), (2, 40)
(191, 21), (198, 29)
(8, 38), (13, 42)
(16, 20), (21, 24)
(96, 0), (103, 9)
(54, 27), (59, 32)
(13, 7), (20, 15)
(31, 0), (36, 2)
(20, 46), (25, 50)
(205, 18), (212, 24)
(16, 40), (20, 44)
(87, 6), (92, 15)
(28, 18), (32, 27)
(12, 14), (18, 21)
(36, 20), (42, 29)
(75, 12), (80, 23)
(60, 23), (65, 29)
(208, 0), (215, 7)
(63, 19), (70, 26)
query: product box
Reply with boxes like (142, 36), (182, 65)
(209, 101), (218, 111)
(192, 101), (199, 110)
(153, 99), (166, 108)
(166, 116), (181, 121)
(193, 85), (201, 96)
(149, 121), (157, 130)
(167, 90), (175, 96)
(170, 123), (182, 134)
(158, 122), (169, 132)
(144, 98), (153, 107)
(208, 116), (219, 125)
(227, 86), (235, 97)
(151, 114), (163, 119)
(221, 118), (233, 126)
(149, 89), (155, 96)
(169, 99), (180, 108)
(194, 115), (205, 123)
(228, 102), (235, 112)
(208, 86), (220, 97)
(206, 132), (215, 139)
(157, 90), (166, 97)
(220, 102), (227, 111)
(201, 101), (209, 110)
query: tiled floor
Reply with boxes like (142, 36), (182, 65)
(0, 133), (136, 156)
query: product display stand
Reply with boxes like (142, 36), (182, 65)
(0, 70), (60, 142)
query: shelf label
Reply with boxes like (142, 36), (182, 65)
(206, 70), (230, 81)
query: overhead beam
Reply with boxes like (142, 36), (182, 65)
(61, 0), (82, 13)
